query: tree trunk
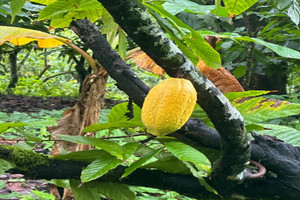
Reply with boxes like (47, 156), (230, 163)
(7, 49), (20, 89)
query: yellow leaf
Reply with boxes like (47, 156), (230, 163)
(29, 0), (57, 5)
(0, 26), (70, 48)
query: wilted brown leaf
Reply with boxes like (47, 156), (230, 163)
(197, 59), (244, 94)
(132, 51), (165, 77)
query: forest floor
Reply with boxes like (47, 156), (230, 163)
(0, 94), (121, 199)
(0, 94), (121, 113)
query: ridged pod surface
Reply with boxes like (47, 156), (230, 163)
(141, 78), (197, 136)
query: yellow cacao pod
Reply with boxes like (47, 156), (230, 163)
(141, 78), (197, 136)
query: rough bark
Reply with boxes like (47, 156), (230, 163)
(70, 21), (150, 108)
(7, 48), (20, 89)
(1, 130), (299, 199)
(77, 0), (251, 188)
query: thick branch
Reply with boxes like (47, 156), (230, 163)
(97, 1), (250, 186)
(69, 21), (149, 108)
(1, 135), (299, 200)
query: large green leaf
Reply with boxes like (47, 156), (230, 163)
(234, 97), (300, 124)
(145, 2), (221, 69)
(122, 148), (163, 178)
(56, 135), (123, 159)
(71, 180), (135, 200)
(223, 0), (258, 16)
(199, 31), (300, 59)
(81, 153), (122, 182)
(38, 0), (103, 28)
(8, 0), (26, 23)
(255, 124), (300, 146)
(165, 141), (211, 174)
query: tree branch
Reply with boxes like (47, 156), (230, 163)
(1, 134), (299, 199)
(94, 0), (250, 187)
(69, 21), (149, 108)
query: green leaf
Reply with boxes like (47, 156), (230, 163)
(163, 0), (215, 15)
(70, 179), (102, 200)
(210, 6), (229, 17)
(165, 141), (211, 174)
(252, 38), (300, 59)
(38, 0), (103, 28)
(29, 0), (56, 5)
(185, 31), (221, 69)
(9, 0), (26, 23)
(184, 161), (218, 194)
(0, 180), (6, 189)
(122, 142), (139, 160)
(275, 0), (300, 25)
(232, 65), (246, 78)
(143, 157), (190, 174)
(0, 193), (21, 199)
(95, 182), (135, 200)
(146, 2), (221, 69)
(256, 124), (300, 146)
(81, 152), (122, 182)
(56, 135), (123, 159)
(223, 0), (258, 16)
(23, 132), (43, 143)
(85, 102), (143, 133)
(14, 142), (34, 151)
(245, 124), (265, 132)
(191, 104), (210, 122)
(122, 148), (163, 178)
(83, 121), (143, 133)
(0, 122), (28, 134)
(70, 180), (135, 200)
(101, 8), (118, 34)
(118, 30), (128, 60)
(48, 179), (70, 189)
(0, 159), (16, 174)
(199, 31), (300, 59)
(225, 90), (271, 100)
(31, 190), (55, 200)
(55, 149), (110, 162)
(108, 102), (141, 123)
(234, 97), (300, 124)
(147, 6), (200, 65)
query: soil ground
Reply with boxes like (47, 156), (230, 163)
(0, 94), (121, 113)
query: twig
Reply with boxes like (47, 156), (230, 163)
(43, 71), (76, 82)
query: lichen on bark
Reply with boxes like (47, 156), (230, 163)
(0, 144), (50, 171)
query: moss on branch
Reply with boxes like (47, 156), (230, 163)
(0, 144), (50, 171)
